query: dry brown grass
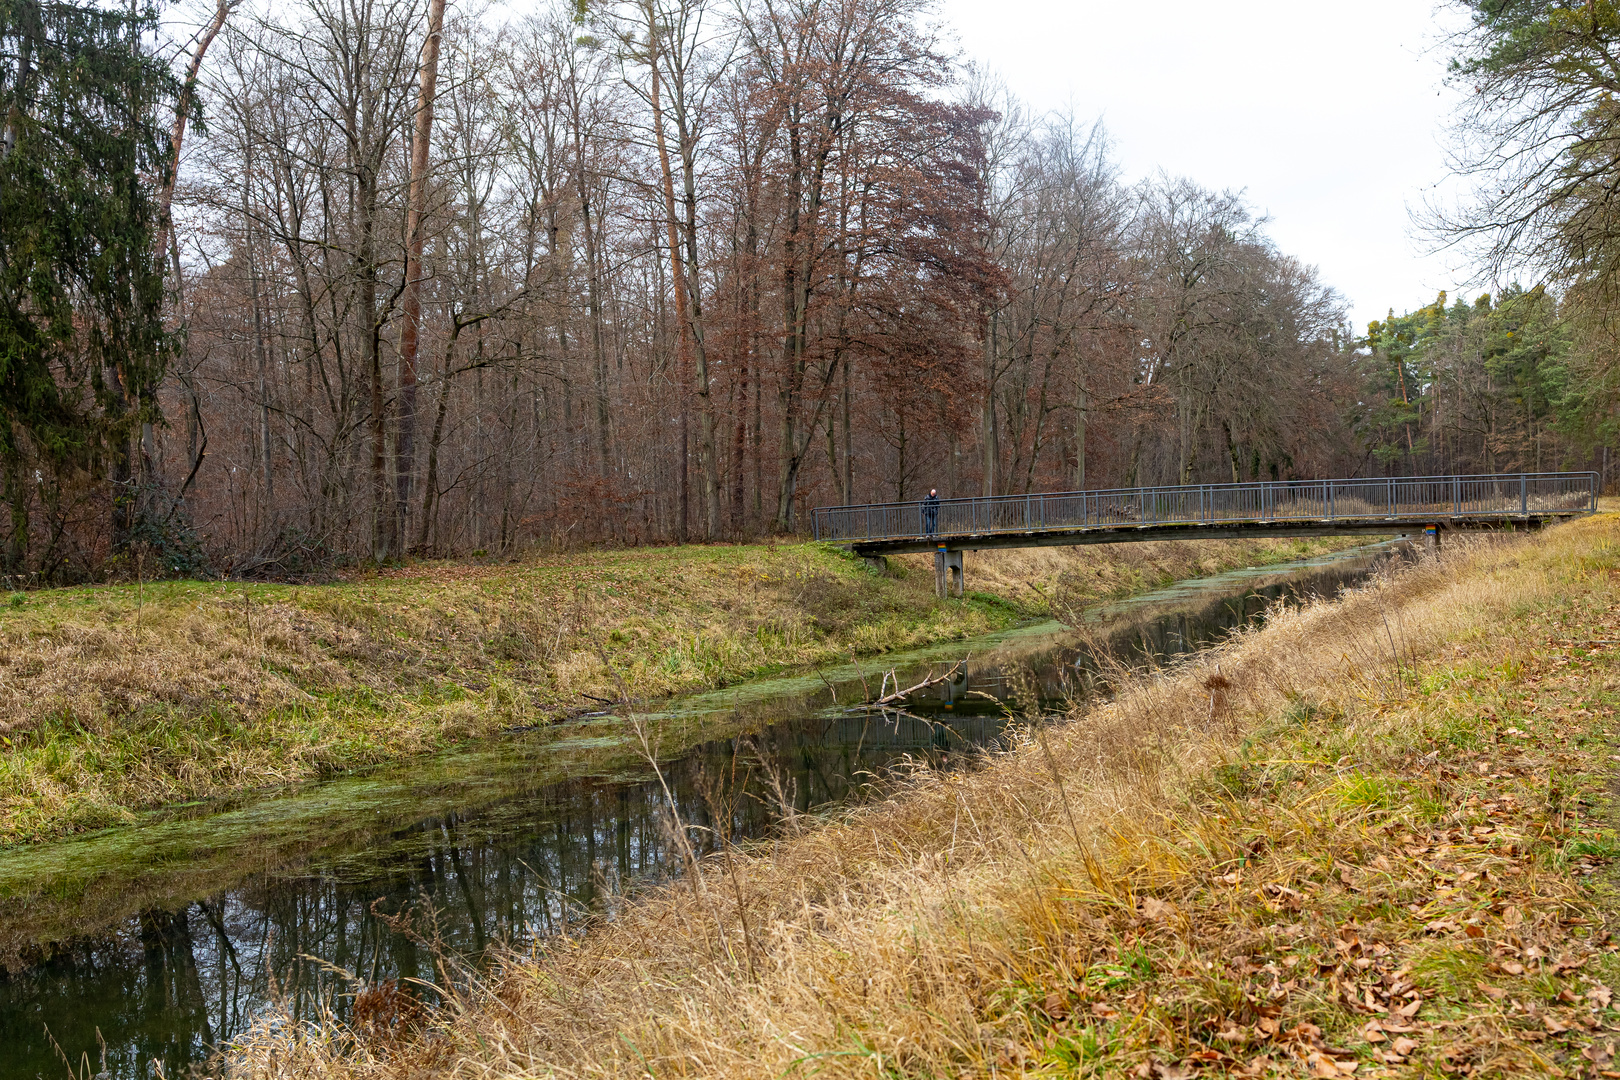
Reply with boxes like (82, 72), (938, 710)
(229, 515), (1620, 1078)
(952, 536), (1333, 616)
(0, 535), (1344, 845)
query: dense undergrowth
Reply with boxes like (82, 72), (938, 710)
(0, 535), (1343, 845)
(232, 516), (1620, 1078)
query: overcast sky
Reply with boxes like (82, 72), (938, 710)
(935, 0), (1473, 333)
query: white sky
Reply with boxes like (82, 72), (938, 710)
(935, 0), (1474, 334)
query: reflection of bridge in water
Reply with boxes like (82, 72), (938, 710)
(813, 472), (1600, 596)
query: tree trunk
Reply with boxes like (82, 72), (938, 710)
(580, 176), (612, 477)
(982, 308), (997, 496)
(1073, 376), (1087, 489)
(153, 0), (233, 263)
(732, 349), (747, 536)
(395, 0), (447, 552)
(841, 355), (852, 503)
(363, 167), (388, 563)
(646, 6), (696, 540)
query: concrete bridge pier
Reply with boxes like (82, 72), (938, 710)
(934, 546), (964, 599)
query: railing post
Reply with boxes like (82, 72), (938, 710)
(1520, 474), (1527, 516)
(1329, 479), (1335, 521)
(1453, 476), (1460, 519)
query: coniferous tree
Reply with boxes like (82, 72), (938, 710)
(0, 0), (176, 574)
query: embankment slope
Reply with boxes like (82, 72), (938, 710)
(237, 516), (1620, 1078)
(0, 535), (1344, 844)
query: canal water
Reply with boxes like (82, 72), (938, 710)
(0, 543), (1402, 1078)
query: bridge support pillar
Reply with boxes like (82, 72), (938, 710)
(1423, 524), (1441, 555)
(863, 555), (889, 575)
(935, 547), (964, 599)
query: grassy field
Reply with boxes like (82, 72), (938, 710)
(0, 535), (1347, 845)
(233, 515), (1620, 1079)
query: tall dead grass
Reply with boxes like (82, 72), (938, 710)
(229, 521), (1613, 1078)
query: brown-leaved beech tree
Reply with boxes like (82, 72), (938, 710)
(2, 0), (1395, 579)
(735, 0), (978, 531)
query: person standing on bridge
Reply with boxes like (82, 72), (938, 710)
(923, 488), (940, 536)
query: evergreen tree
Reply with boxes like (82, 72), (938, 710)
(0, 0), (176, 575)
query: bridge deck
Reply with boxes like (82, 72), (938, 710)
(813, 473), (1599, 556)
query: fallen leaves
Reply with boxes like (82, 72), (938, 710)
(1262, 882), (1305, 912)
(1139, 896), (1178, 922)
(1584, 1038), (1616, 1071)
(999, 570), (1620, 1080)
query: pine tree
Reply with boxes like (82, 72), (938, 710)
(0, 0), (177, 574)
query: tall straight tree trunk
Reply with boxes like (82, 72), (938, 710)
(774, 88), (827, 533)
(363, 170), (388, 562)
(841, 356), (852, 504)
(578, 170), (611, 477)
(645, 6), (694, 541)
(250, 241), (273, 511)
(563, 45), (612, 479)
(652, 10), (720, 538)
(679, 409), (690, 540)
(982, 308), (997, 496)
(825, 386), (842, 505)
(681, 159), (719, 538)
(751, 334), (763, 528)
(417, 350), (452, 550)
(395, 0), (446, 551)
(732, 349), (747, 535)
(1073, 375), (1087, 489)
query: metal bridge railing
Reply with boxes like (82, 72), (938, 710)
(811, 472), (1601, 544)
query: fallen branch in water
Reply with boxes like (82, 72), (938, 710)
(870, 659), (966, 706)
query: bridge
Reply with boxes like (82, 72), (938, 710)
(812, 472), (1601, 597)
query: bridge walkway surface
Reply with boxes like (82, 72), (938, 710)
(811, 472), (1600, 598)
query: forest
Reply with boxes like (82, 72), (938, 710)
(0, 0), (1613, 583)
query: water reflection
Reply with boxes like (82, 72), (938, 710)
(0, 714), (1011, 1078)
(0, 543), (1397, 1079)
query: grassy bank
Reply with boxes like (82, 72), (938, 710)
(0, 535), (1346, 845)
(234, 515), (1620, 1078)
